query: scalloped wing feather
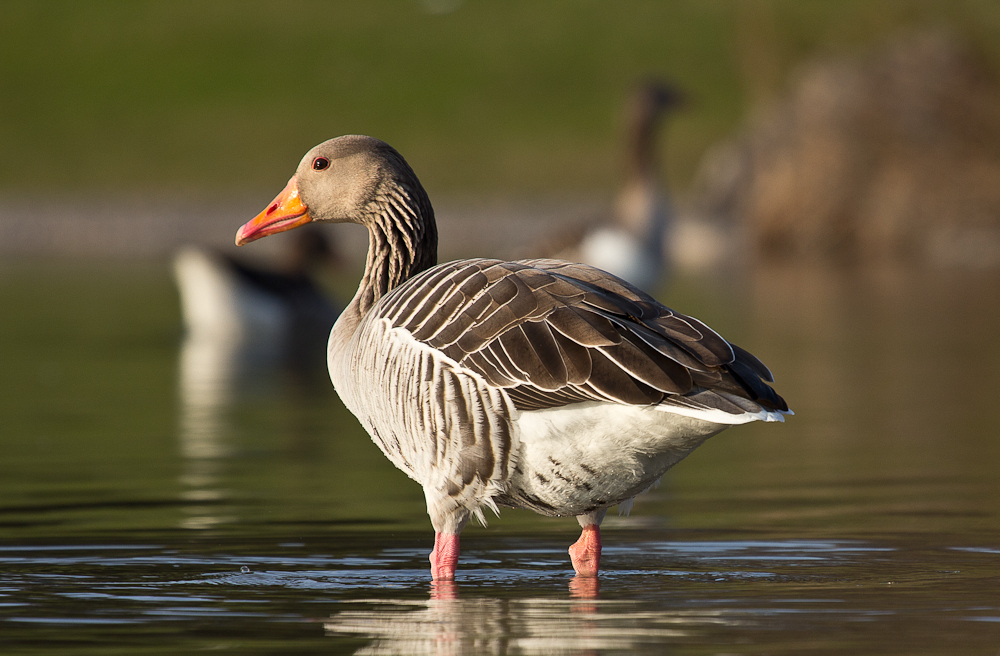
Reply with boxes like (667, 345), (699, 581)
(375, 258), (787, 415)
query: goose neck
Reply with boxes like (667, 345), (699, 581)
(355, 187), (438, 316)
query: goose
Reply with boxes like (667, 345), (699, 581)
(544, 81), (683, 291)
(235, 135), (789, 581)
(174, 227), (341, 369)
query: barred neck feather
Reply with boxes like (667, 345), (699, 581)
(356, 180), (438, 317)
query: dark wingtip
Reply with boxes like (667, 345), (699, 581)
(726, 350), (788, 413)
(730, 343), (776, 383)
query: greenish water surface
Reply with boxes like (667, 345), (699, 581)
(1, 259), (999, 654)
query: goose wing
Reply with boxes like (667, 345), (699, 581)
(374, 258), (787, 418)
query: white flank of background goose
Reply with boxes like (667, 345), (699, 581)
(235, 135), (789, 581)
(174, 228), (340, 367)
(552, 81), (683, 291)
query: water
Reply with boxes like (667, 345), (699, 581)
(2, 536), (998, 653)
(2, 259), (1000, 654)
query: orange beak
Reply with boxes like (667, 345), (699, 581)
(235, 176), (312, 246)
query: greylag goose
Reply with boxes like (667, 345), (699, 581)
(546, 81), (683, 291)
(174, 227), (340, 369)
(235, 135), (789, 581)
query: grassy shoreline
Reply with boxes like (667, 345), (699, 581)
(3, 1), (998, 195)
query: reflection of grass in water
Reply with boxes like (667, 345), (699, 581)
(0, 261), (183, 535)
(3, 2), (1000, 195)
(0, 261), (428, 539)
(4, 260), (1000, 544)
(668, 264), (1000, 535)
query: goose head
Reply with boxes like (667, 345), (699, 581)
(235, 135), (418, 245)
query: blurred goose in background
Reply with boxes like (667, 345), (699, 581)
(174, 227), (341, 368)
(235, 135), (788, 582)
(545, 80), (684, 292)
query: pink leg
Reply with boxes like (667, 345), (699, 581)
(429, 532), (460, 581)
(568, 524), (602, 577)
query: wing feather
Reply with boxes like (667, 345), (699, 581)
(546, 306), (621, 346)
(371, 258), (787, 415)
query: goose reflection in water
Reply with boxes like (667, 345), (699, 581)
(173, 227), (341, 529)
(325, 579), (689, 656)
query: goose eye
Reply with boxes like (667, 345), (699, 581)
(312, 157), (330, 171)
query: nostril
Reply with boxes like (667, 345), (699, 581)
(266, 202), (278, 215)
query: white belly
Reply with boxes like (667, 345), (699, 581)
(503, 401), (730, 516)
